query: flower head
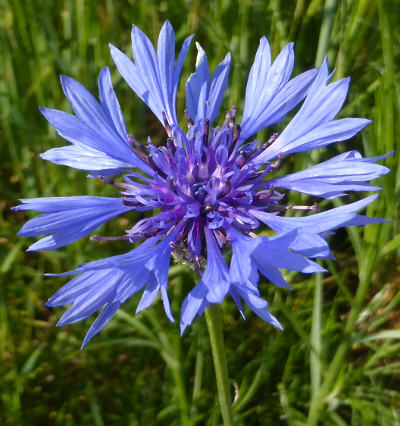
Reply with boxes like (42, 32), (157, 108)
(15, 21), (389, 347)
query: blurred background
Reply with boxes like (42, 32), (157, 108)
(1, 0), (399, 424)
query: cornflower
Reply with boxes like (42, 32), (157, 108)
(14, 21), (389, 348)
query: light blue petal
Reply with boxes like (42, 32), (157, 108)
(59, 74), (134, 159)
(186, 44), (231, 124)
(45, 271), (99, 307)
(268, 150), (389, 198)
(241, 69), (317, 138)
(241, 41), (316, 141)
(15, 197), (133, 251)
(186, 43), (210, 122)
(233, 283), (283, 329)
(136, 275), (160, 314)
(173, 34), (195, 108)
(160, 285), (174, 323)
(252, 233), (326, 274)
(251, 194), (384, 235)
(57, 269), (124, 325)
(203, 227), (230, 303)
(251, 59), (370, 163)
(98, 67), (128, 142)
(40, 144), (138, 174)
(207, 52), (231, 123)
(81, 301), (122, 348)
(242, 37), (271, 120)
(157, 20), (177, 124)
(111, 21), (193, 127)
(180, 281), (209, 335)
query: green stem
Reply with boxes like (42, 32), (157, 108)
(205, 305), (234, 426)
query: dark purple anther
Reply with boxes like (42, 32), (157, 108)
(214, 229), (228, 245)
(168, 176), (175, 191)
(266, 133), (279, 147)
(201, 203), (213, 216)
(271, 154), (283, 169)
(131, 146), (150, 164)
(237, 153), (246, 168)
(98, 175), (113, 184)
(232, 124), (241, 146)
(162, 111), (172, 137)
(184, 109), (193, 128)
(223, 111), (231, 127)
(257, 191), (273, 202)
(203, 119), (210, 147)
(285, 204), (319, 211)
(128, 134), (141, 149)
(167, 138), (176, 156)
(91, 235), (130, 241)
(230, 106), (237, 126)
(122, 198), (143, 207)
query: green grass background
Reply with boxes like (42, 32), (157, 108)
(1, 0), (399, 424)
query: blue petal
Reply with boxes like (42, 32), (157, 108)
(81, 301), (121, 348)
(39, 70), (152, 175)
(186, 43), (210, 122)
(207, 52), (231, 123)
(202, 227), (230, 303)
(180, 281), (209, 335)
(136, 275), (160, 314)
(56, 269), (125, 326)
(185, 43), (231, 124)
(14, 197), (133, 251)
(229, 227), (259, 284)
(288, 231), (333, 259)
(241, 40), (317, 141)
(110, 21), (193, 127)
(98, 67), (129, 142)
(251, 194), (386, 235)
(252, 59), (371, 163)
(45, 234), (178, 345)
(232, 283), (283, 329)
(268, 150), (389, 198)
(242, 37), (272, 120)
(252, 232), (326, 274)
(40, 143), (139, 173)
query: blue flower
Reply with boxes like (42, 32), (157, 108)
(15, 21), (389, 347)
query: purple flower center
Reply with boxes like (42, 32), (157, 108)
(112, 108), (292, 267)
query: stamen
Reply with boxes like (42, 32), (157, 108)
(230, 106), (237, 127)
(91, 235), (130, 241)
(98, 176), (134, 190)
(122, 198), (144, 207)
(271, 203), (319, 212)
(285, 204), (319, 211)
(256, 187), (274, 202)
(270, 154), (283, 170)
(184, 109), (193, 128)
(167, 176), (175, 191)
(201, 203), (213, 216)
(203, 119), (210, 147)
(232, 124), (241, 144)
(194, 256), (203, 273)
(266, 133), (278, 147)
(214, 229), (228, 245)
(162, 111), (172, 137)
(228, 125), (242, 159)
(131, 146), (150, 164)
(236, 153), (246, 168)
(128, 134), (141, 149)
(167, 138), (176, 156)
(223, 111), (231, 127)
